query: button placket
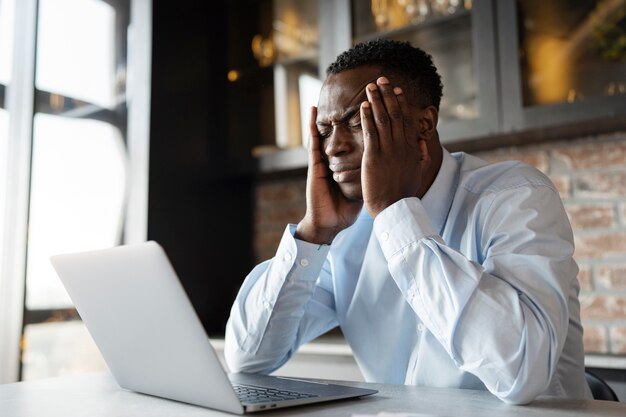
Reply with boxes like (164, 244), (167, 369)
(407, 284), (417, 301)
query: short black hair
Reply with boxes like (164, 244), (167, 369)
(327, 39), (443, 110)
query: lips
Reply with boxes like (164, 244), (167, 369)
(329, 163), (361, 183)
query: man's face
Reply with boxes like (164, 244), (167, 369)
(316, 65), (385, 201)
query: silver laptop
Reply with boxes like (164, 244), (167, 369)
(50, 241), (376, 414)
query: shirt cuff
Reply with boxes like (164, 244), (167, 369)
(373, 197), (440, 259)
(272, 224), (330, 282)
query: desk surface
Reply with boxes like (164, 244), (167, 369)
(1, 372), (625, 416)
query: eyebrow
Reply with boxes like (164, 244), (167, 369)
(317, 105), (361, 125)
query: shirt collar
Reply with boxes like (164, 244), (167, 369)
(420, 148), (459, 234)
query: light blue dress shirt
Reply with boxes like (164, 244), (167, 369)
(225, 150), (592, 404)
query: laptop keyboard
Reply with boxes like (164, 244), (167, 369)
(232, 383), (319, 404)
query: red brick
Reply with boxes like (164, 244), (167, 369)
(580, 295), (626, 320)
(253, 231), (284, 263)
(574, 232), (626, 259)
(597, 264), (626, 289)
(549, 175), (571, 200)
(574, 171), (626, 198)
(553, 136), (626, 170)
(610, 327), (626, 354)
(476, 149), (548, 173)
(260, 206), (305, 225)
(254, 177), (309, 262)
(577, 264), (592, 291)
(565, 203), (614, 230)
(256, 180), (305, 206)
(582, 325), (609, 354)
(254, 221), (284, 236)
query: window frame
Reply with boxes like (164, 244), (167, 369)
(0, 0), (152, 383)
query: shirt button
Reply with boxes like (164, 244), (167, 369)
(283, 251), (293, 262)
(263, 301), (271, 310)
(380, 232), (389, 241)
(418, 323), (425, 332)
(299, 258), (309, 267)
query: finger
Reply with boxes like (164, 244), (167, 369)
(365, 81), (392, 148)
(307, 106), (330, 185)
(308, 106), (323, 165)
(376, 77), (405, 144)
(360, 100), (379, 155)
(394, 87), (419, 147)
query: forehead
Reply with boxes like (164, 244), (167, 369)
(317, 65), (383, 121)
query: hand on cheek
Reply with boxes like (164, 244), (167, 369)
(360, 77), (429, 217)
(296, 106), (363, 244)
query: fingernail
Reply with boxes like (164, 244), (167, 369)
(367, 83), (377, 91)
(394, 87), (402, 95)
(361, 101), (370, 108)
(378, 76), (389, 85)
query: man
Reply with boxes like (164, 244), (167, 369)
(225, 39), (591, 404)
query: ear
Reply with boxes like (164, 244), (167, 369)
(418, 106), (438, 140)
(418, 138), (429, 164)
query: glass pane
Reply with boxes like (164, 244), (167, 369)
(273, 61), (320, 148)
(26, 114), (127, 309)
(36, 0), (116, 108)
(0, 0), (15, 84)
(518, 0), (626, 106)
(0, 108), (8, 260)
(0, 0), (12, 270)
(0, 109), (8, 147)
(353, 0), (470, 37)
(263, 0), (321, 150)
(21, 321), (107, 381)
(352, 1), (477, 123)
(0, 108), (8, 168)
(272, 0), (319, 61)
(298, 73), (322, 148)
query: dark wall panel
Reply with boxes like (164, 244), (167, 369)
(148, 0), (255, 335)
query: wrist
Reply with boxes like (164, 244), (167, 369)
(365, 199), (394, 219)
(295, 221), (337, 245)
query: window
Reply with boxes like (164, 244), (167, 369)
(0, 0), (151, 383)
(0, 0), (15, 250)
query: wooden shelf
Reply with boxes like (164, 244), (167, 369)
(257, 146), (308, 173)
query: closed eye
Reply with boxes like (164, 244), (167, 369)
(348, 113), (362, 131)
(317, 125), (332, 138)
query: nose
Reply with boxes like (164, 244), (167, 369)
(323, 125), (356, 158)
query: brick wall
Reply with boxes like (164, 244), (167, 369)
(254, 178), (307, 262)
(253, 131), (626, 355)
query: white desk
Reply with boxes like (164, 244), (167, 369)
(1, 372), (625, 416)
